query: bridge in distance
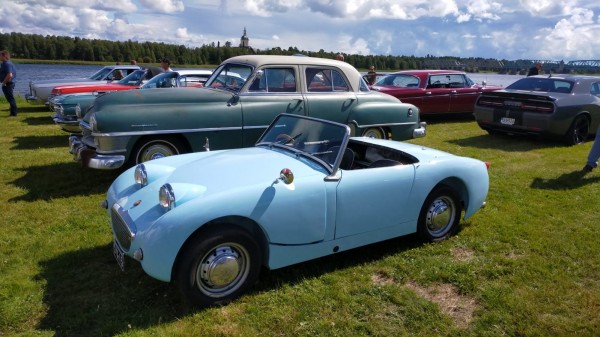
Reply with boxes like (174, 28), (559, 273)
(421, 59), (600, 74)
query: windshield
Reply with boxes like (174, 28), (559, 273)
(116, 70), (147, 86)
(89, 67), (112, 80)
(375, 74), (420, 88)
(257, 114), (350, 171)
(204, 63), (253, 92)
(141, 72), (179, 89)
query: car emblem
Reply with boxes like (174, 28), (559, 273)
(132, 200), (142, 207)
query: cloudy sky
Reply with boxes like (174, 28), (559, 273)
(1, 0), (600, 61)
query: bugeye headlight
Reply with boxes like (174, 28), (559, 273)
(134, 164), (148, 187)
(159, 184), (176, 211)
(75, 104), (81, 118)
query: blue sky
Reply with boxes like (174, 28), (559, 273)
(1, 0), (599, 62)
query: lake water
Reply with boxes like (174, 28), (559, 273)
(11, 63), (523, 98)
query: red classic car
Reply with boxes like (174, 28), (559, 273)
(369, 70), (502, 115)
(48, 67), (164, 104)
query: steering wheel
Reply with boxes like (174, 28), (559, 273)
(275, 134), (294, 145)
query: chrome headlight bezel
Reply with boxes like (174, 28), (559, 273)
(134, 164), (148, 187)
(89, 113), (98, 132)
(75, 104), (82, 118)
(159, 183), (176, 211)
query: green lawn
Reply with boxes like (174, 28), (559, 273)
(1, 98), (599, 337)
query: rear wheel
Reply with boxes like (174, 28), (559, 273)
(417, 186), (461, 242)
(132, 136), (188, 165)
(565, 115), (590, 145)
(176, 227), (262, 308)
(362, 127), (387, 139)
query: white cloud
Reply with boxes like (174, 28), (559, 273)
(138, 0), (185, 13)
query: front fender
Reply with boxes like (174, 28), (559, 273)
(349, 101), (421, 140)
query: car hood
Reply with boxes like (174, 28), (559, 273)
(110, 147), (325, 222)
(92, 87), (232, 110)
(54, 83), (135, 94)
(140, 146), (323, 191)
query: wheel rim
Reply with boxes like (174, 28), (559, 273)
(425, 196), (457, 237)
(571, 117), (589, 144)
(138, 142), (178, 163)
(195, 243), (250, 298)
(362, 127), (386, 139)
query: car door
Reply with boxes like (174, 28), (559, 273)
(422, 74), (452, 113)
(334, 164), (416, 238)
(303, 67), (358, 123)
(239, 66), (306, 146)
(447, 74), (482, 113)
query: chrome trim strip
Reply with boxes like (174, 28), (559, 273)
(90, 125), (269, 137)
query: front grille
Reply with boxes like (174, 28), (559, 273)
(111, 204), (136, 251)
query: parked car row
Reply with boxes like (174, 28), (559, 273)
(67, 55), (426, 170)
(25, 55), (600, 308)
(51, 69), (213, 133)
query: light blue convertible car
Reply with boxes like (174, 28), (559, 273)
(106, 114), (489, 307)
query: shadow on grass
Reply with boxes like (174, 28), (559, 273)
(16, 105), (49, 114)
(12, 135), (67, 149)
(448, 133), (566, 152)
(420, 112), (475, 125)
(23, 115), (55, 126)
(9, 162), (120, 202)
(530, 170), (600, 190)
(36, 233), (426, 336)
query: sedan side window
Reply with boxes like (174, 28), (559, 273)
(249, 68), (297, 92)
(591, 82), (600, 96)
(306, 68), (349, 92)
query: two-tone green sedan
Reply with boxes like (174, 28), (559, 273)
(69, 55), (426, 170)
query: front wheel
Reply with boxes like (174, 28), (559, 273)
(565, 115), (590, 145)
(362, 127), (388, 139)
(132, 136), (187, 165)
(417, 186), (461, 242)
(175, 227), (262, 308)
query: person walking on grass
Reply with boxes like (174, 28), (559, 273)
(583, 125), (600, 174)
(0, 50), (17, 117)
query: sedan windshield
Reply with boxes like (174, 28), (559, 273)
(257, 114), (350, 171)
(204, 63), (253, 92)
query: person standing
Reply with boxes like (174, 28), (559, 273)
(0, 50), (17, 117)
(527, 63), (542, 76)
(582, 125), (600, 173)
(366, 65), (377, 85)
(160, 58), (173, 71)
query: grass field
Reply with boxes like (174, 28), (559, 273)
(1, 96), (599, 337)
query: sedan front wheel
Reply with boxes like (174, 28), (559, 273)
(362, 127), (388, 139)
(132, 137), (187, 165)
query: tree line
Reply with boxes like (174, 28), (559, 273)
(0, 31), (510, 71)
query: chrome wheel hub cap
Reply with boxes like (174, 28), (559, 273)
(426, 197), (454, 233)
(200, 246), (241, 288)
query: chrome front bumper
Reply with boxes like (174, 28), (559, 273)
(413, 121), (427, 138)
(52, 114), (81, 133)
(69, 135), (125, 170)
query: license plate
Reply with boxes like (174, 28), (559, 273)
(500, 117), (515, 125)
(113, 241), (126, 271)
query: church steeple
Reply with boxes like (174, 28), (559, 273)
(240, 27), (250, 48)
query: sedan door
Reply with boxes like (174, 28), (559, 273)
(239, 66), (306, 146)
(303, 67), (358, 123)
(447, 74), (482, 113)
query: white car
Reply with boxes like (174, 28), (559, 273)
(26, 64), (140, 104)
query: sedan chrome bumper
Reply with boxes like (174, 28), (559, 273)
(52, 114), (81, 133)
(413, 121), (427, 138)
(69, 135), (125, 170)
